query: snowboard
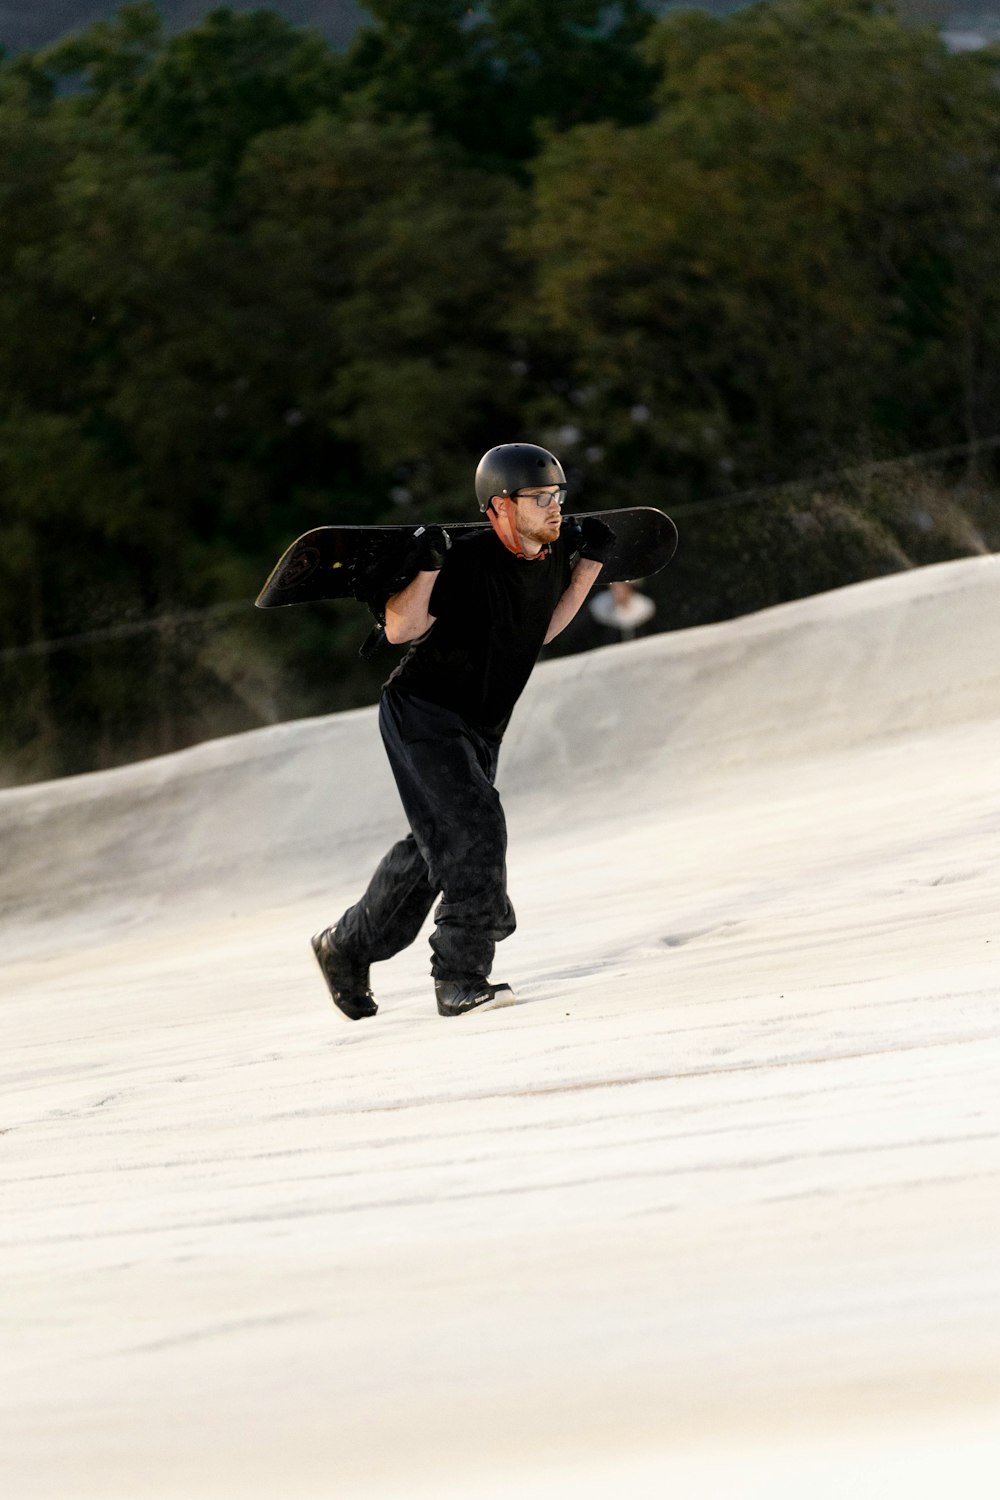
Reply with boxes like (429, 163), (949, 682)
(255, 507), (678, 611)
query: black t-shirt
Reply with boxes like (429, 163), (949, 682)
(386, 530), (573, 737)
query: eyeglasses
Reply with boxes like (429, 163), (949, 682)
(514, 487), (566, 509)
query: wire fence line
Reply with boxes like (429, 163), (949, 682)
(0, 600), (251, 663)
(668, 432), (1000, 519)
(3, 431), (999, 664)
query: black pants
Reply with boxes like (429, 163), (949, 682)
(334, 687), (516, 981)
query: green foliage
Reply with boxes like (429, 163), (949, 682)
(35, 2), (162, 98)
(232, 113), (525, 514)
(127, 7), (344, 189)
(2, 1), (1000, 783)
(36, 5), (344, 192)
(341, 0), (657, 164)
(523, 0), (1000, 494)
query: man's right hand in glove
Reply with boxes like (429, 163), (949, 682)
(411, 524), (451, 572)
(384, 526), (450, 644)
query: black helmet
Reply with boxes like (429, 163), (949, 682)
(474, 443), (566, 512)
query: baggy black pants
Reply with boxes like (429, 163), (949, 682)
(334, 686), (516, 981)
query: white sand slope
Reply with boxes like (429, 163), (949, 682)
(2, 556), (999, 1499)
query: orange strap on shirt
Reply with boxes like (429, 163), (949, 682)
(486, 496), (550, 560)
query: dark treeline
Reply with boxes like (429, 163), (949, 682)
(2, 0), (1000, 783)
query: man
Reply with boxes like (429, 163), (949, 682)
(312, 443), (615, 1019)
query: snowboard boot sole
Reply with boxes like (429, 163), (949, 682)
(311, 930), (377, 1021)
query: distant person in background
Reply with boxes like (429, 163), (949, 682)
(311, 443), (615, 1020)
(589, 579), (657, 642)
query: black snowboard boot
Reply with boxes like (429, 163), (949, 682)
(311, 926), (377, 1021)
(435, 977), (516, 1018)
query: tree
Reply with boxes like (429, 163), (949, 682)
(0, 76), (240, 776)
(342, 0), (656, 166)
(522, 0), (1000, 500)
(232, 112), (526, 516)
(33, 1), (162, 98)
(129, 6), (344, 189)
(36, 4), (344, 193)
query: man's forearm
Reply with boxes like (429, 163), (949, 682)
(544, 558), (603, 644)
(384, 571), (438, 644)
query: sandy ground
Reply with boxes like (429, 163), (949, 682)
(3, 556), (1000, 1498)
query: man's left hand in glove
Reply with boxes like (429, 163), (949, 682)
(564, 515), (617, 564)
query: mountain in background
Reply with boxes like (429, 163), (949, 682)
(0, 1), (367, 54)
(4, 2), (999, 59)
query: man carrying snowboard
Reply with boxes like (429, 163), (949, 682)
(312, 443), (615, 1019)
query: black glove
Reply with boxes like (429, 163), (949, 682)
(411, 524), (451, 571)
(565, 515), (616, 563)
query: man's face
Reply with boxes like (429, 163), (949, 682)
(510, 486), (564, 546)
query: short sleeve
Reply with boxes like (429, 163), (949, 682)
(428, 545), (476, 621)
(552, 533), (573, 594)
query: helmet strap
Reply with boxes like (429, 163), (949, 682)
(486, 496), (550, 561)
